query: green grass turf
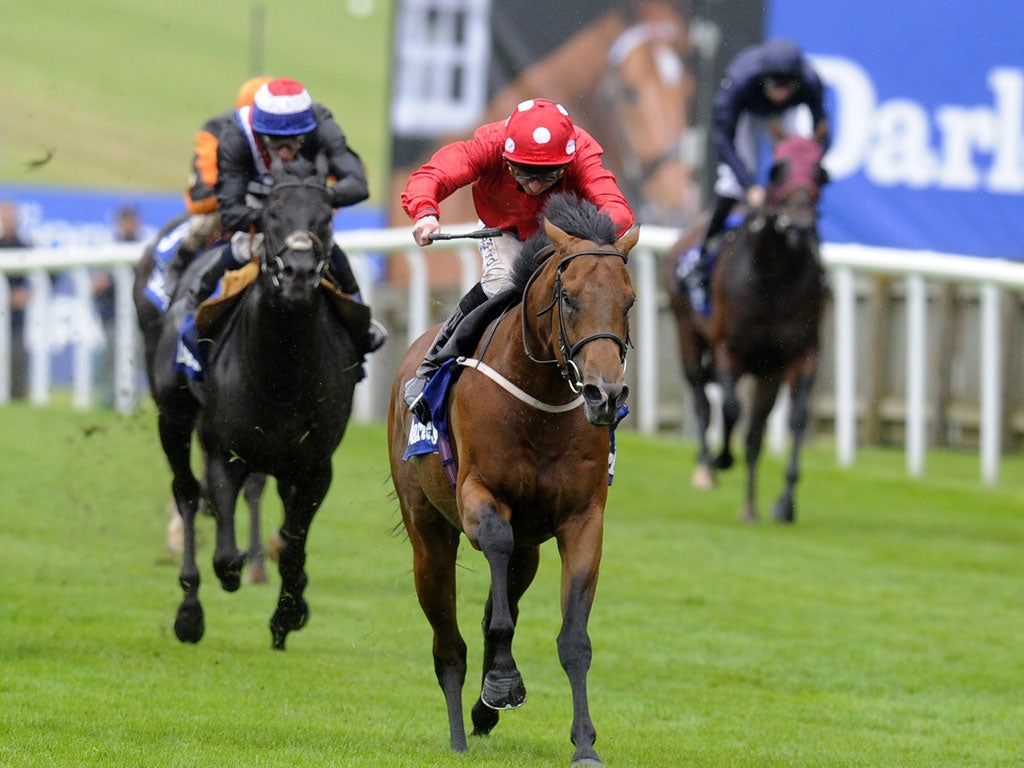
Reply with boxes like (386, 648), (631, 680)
(0, 1), (394, 202)
(1, 403), (1022, 766)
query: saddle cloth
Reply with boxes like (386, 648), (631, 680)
(402, 359), (625, 487)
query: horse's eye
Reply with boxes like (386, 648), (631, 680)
(562, 293), (579, 312)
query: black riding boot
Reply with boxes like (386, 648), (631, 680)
(404, 282), (489, 421)
(183, 244), (233, 315)
(685, 194), (739, 313)
(328, 242), (387, 355)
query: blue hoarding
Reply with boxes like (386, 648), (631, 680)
(768, 2), (1024, 259)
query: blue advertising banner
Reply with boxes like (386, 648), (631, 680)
(768, 2), (1024, 259)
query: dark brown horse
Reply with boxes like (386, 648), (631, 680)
(133, 212), (270, 582)
(147, 156), (363, 648)
(666, 136), (829, 523)
(388, 194), (639, 766)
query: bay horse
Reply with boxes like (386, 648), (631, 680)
(133, 211), (270, 582)
(387, 194), (639, 766)
(666, 136), (829, 523)
(149, 155), (363, 648)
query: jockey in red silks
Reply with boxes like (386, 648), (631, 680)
(400, 97), (635, 420)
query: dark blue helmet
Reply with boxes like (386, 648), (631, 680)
(760, 39), (803, 79)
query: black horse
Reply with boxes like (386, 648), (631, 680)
(133, 212), (271, 582)
(667, 136), (829, 523)
(147, 155), (364, 647)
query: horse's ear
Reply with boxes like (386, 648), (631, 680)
(614, 223), (640, 255)
(544, 217), (570, 247)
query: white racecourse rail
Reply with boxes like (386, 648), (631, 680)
(1, 225), (1022, 485)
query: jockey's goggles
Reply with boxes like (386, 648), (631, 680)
(764, 74), (798, 90)
(506, 162), (566, 186)
(260, 134), (305, 153)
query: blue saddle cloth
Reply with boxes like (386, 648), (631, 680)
(143, 219), (190, 313)
(401, 358), (627, 487)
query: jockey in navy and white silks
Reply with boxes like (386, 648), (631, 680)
(683, 38), (830, 314)
(175, 77), (386, 380)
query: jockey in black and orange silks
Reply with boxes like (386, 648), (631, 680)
(161, 77), (272, 291)
(177, 78), (386, 376)
(400, 97), (634, 420)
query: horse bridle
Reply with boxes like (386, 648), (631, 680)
(522, 248), (631, 393)
(259, 181), (331, 288)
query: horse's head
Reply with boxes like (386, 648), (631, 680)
(532, 200), (640, 427)
(760, 136), (829, 250)
(259, 156), (333, 304)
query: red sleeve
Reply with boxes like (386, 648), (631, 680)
(564, 128), (635, 236)
(401, 123), (504, 222)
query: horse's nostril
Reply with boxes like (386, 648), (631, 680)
(582, 383), (604, 404)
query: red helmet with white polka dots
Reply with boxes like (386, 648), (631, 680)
(501, 98), (577, 166)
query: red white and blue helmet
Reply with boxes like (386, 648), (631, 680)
(252, 78), (317, 136)
(501, 98), (577, 166)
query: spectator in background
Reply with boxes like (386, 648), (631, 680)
(0, 200), (33, 400)
(90, 204), (142, 406)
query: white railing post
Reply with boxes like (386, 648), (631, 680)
(905, 274), (927, 477)
(113, 265), (139, 414)
(633, 248), (659, 434)
(27, 269), (51, 406)
(979, 282), (1002, 486)
(833, 266), (857, 467)
(0, 277), (9, 404)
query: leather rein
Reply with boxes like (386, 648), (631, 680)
(521, 247), (631, 394)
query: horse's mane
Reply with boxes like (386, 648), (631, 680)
(507, 193), (619, 295)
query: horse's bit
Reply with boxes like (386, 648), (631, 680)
(522, 248), (631, 393)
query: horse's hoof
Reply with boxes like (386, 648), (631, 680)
(471, 699), (500, 735)
(571, 757), (604, 767)
(741, 504), (759, 524)
(714, 453), (734, 470)
(690, 464), (716, 490)
(481, 669), (527, 710)
(214, 551), (248, 592)
(173, 601), (205, 644)
(243, 561), (268, 585)
(772, 498), (796, 523)
(270, 596), (309, 649)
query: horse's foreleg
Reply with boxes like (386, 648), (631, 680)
(743, 377), (782, 523)
(774, 366), (816, 523)
(690, 381), (717, 490)
(715, 368), (741, 471)
(204, 455), (248, 593)
(269, 468), (330, 650)
(243, 473), (268, 585)
(158, 398), (205, 643)
(471, 545), (540, 737)
(466, 503), (526, 713)
(555, 513), (604, 767)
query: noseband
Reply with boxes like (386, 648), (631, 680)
(523, 248), (631, 393)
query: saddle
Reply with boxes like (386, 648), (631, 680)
(195, 262), (371, 341)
